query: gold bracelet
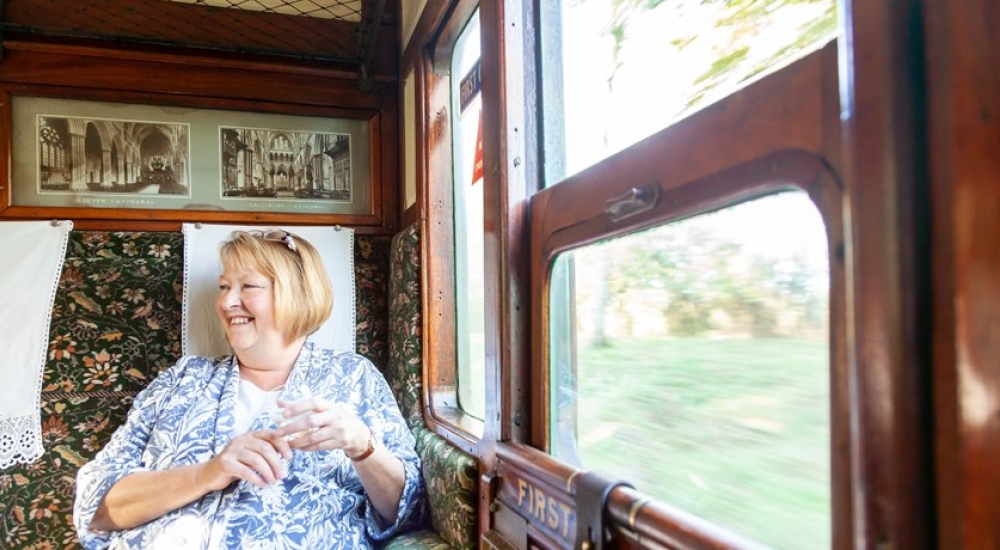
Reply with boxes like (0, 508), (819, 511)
(350, 428), (376, 462)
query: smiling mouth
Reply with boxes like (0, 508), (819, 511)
(230, 317), (254, 325)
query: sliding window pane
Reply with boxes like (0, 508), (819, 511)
(550, 191), (831, 548)
(540, 0), (838, 183)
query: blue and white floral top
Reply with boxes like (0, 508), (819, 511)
(74, 341), (424, 550)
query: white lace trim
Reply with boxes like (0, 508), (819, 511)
(344, 227), (357, 343)
(0, 219), (71, 469)
(181, 222), (196, 356)
(0, 414), (44, 469)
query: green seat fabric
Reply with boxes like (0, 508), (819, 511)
(414, 426), (479, 550)
(386, 224), (480, 550)
(1, 231), (184, 549)
(380, 528), (455, 550)
(355, 234), (392, 369)
(387, 224), (425, 429)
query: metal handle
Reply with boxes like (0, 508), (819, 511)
(604, 182), (660, 222)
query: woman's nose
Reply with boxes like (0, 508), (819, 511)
(219, 287), (240, 308)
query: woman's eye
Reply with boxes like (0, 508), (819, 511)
(218, 284), (230, 291)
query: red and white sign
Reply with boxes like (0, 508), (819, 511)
(471, 112), (484, 185)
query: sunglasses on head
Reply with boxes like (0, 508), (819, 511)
(246, 229), (298, 253)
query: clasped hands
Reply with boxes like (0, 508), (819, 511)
(200, 396), (369, 491)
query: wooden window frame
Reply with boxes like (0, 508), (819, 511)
(481, 0), (936, 545)
(421, 0), (488, 450)
(527, 146), (847, 549)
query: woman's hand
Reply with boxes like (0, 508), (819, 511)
(199, 430), (292, 490)
(272, 396), (407, 524)
(271, 397), (370, 457)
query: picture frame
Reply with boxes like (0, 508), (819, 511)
(2, 94), (380, 225)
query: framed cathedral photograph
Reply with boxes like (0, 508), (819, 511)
(2, 95), (376, 223)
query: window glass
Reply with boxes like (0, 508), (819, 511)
(550, 191), (831, 548)
(452, 10), (486, 421)
(541, 0), (837, 182)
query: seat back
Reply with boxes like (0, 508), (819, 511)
(386, 224), (479, 550)
(1, 232), (183, 548)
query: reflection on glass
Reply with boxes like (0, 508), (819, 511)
(549, 192), (831, 549)
(452, 10), (486, 421)
(543, 0), (838, 182)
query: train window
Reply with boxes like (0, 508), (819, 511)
(451, 10), (486, 422)
(539, 0), (837, 182)
(424, 1), (486, 442)
(549, 191), (831, 548)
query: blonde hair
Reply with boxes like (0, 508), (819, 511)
(219, 229), (333, 344)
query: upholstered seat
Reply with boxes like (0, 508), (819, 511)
(385, 225), (479, 550)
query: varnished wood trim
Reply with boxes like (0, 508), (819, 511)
(607, 487), (771, 550)
(399, 0), (450, 75)
(0, 49), (385, 109)
(838, 0), (935, 547)
(2, 40), (362, 80)
(925, 0), (1000, 547)
(532, 44), (832, 244)
(420, 45), (459, 434)
(524, 144), (846, 548)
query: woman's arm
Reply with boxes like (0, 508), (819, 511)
(347, 431), (407, 525)
(88, 463), (210, 531)
(272, 350), (424, 536)
(89, 430), (292, 531)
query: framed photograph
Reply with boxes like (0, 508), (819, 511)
(219, 126), (352, 203)
(36, 113), (191, 198)
(6, 96), (375, 221)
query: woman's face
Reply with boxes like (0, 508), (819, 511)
(216, 264), (284, 355)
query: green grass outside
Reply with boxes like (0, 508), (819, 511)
(572, 337), (830, 549)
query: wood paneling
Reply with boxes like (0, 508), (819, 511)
(838, 0), (934, 546)
(926, 0), (1000, 547)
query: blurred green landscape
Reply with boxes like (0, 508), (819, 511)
(574, 337), (830, 549)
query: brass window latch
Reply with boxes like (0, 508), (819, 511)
(604, 182), (661, 222)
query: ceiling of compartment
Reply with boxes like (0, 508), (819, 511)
(1, 0), (390, 67)
(165, 0), (363, 22)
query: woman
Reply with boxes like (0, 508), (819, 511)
(74, 229), (423, 549)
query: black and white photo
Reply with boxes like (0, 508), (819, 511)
(38, 115), (190, 196)
(11, 96), (373, 219)
(220, 127), (351, 202)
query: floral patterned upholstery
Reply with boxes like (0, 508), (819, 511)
(388, 224), (480, 550)
(413, 426), (479, 549)
(0, 231), (394, 549)
(381, 528), (455, 550)
(356, 234), (392, 369)
(388, 224), (425, 428)
(1, 231), (183, 549)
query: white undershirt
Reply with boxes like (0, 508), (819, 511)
(233, 378), (282, 434)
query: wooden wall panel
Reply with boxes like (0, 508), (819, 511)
(926, 0), (1000, 547)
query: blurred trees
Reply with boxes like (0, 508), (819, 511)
(562, 0), (835, 344)
(576, 194), (829, 343)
